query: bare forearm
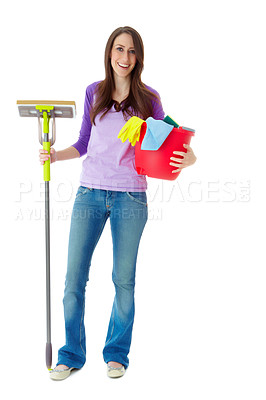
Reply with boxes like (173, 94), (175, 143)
(56, 146), (80, 161)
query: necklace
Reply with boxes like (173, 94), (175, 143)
(113, 100), (122, 112)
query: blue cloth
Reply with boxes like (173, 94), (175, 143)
(57, 186), (148, 369)
(141, 117), (174, 151)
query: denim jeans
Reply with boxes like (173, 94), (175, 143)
(57, 186), (148, 369)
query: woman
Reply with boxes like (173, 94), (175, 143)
(40, 26), (196, 380)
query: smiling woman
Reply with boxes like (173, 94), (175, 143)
(111, 37), (136, 80)
(90, 26), (161, 123)
(40, 25), (196, 382)
(110, 34), (137, 101)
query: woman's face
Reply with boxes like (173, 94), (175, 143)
(110, 33), (137, 79)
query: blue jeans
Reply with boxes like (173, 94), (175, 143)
(57, 187), (148, 369)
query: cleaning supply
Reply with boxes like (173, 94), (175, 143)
(17, 100), (76, 369)
(140, 117), (174, 151)
(117, 115), (144, 146)
(163, 115), (179, 128)
(117, 115), (180, 148)
(117, 114), (195, 180)
(135, 124), (195, 180)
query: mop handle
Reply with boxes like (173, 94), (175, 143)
(36, 106), (53, 369)
(43, 139), (50, 182)
(36, 106), (54, 182)
(42, 110), (51, 182)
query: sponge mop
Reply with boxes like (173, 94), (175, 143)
(17, 99), (76, 370)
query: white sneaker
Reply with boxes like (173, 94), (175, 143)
(49, 367), (74, 381)
(107, 364), (126, 378)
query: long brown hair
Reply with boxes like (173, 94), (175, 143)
(90, 26), (160, 124)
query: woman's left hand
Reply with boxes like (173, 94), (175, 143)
(169, 144), (197, 173)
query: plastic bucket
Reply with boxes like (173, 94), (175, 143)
(135, 124), (195, 180)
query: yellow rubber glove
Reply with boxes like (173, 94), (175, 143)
(118, 116), (145, 146)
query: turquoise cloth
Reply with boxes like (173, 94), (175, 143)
(141, 117), (174, 151)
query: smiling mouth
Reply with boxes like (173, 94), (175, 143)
(118, 62), (130, 69)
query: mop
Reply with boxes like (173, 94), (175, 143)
(17, 100), (76, 369)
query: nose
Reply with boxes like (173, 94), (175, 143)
(121, 51), (130, 63)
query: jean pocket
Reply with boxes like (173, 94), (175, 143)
(126, 191), (147, 206)
(76, 186), (93, 199)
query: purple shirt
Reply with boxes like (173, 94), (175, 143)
(72, 81), (165, 191)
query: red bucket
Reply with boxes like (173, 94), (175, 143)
(135, 123), (195, 180)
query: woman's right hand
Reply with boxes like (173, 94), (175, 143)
(39, 147), (57, 165)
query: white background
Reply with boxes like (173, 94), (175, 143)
(1, 0), (265, 398)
